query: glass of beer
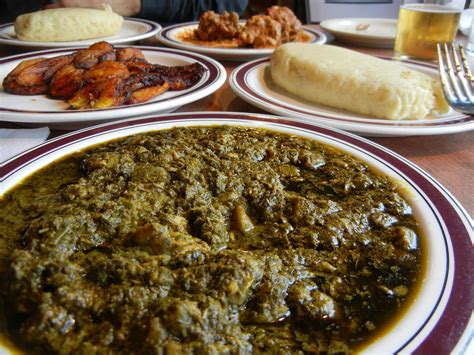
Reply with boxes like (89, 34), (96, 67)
(394, 0), (465, 60)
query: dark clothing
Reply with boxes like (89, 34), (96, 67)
(0, 0), (248, 25)
(139, 0), (248, 23)
(0, 0), (41, 24)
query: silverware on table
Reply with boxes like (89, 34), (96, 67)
(436, 43), (474, 114)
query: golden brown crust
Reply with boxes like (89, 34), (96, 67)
(3, 41), (206, 109)
(180, 6), (305, 49)
(125, 82), (169, 105)
(195, 11), (240, 41)
(239, 15), (282, 48)
(116, 47), (145, 62)
(49, 64), (86, 99)
(3, 55), (74, 95)
(74, 41), (116, 69)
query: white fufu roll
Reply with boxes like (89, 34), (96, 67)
(15, 6), (123, 42)
(270, 43), (448, 120)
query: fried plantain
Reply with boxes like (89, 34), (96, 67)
(3, 41), (206, 108)
(3, 55), (74, 95)
(126, 82), (169, 105)
(123, 58), (151, 73)
(51, 61), (130, 100)
(69, 77), (129, 109)
(84, 61), (130, 83)
(49, 64), (86, 99)
(74, 41), (116, 69)
(116, 47), (145, 62)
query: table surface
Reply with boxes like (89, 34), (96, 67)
(1, 26), (473, 218)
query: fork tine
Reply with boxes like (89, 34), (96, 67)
(450, 44), (474, 102)
(458, 44), (474, 84)
(443, 43), (468, 102)
(437, 43), (457, 103)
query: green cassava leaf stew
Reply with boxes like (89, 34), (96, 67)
(0, 125), (424, 353)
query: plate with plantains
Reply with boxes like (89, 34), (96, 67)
(0, 45), (226, 130)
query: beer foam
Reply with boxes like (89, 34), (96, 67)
(401, 4), (461, 14)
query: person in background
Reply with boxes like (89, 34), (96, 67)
(0, 0), (248, 24)
(46, 0), (248, 23)
(0, 0), (41, 24)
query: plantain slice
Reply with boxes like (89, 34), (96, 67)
(3, 55), (73, 95)
(126, 82), (169, 105)
(49, 64), (86, 99)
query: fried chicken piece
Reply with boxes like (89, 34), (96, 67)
(239, 15), (282, 48)
(3, 54), (74, 95)
(116, 47), (145, 62)
(126, 82), (169, 105)
(266, 6), (302, 42)
(74, 41), (116, 69)
(195, 11), (241, 41)
(49, 64), (86, 99)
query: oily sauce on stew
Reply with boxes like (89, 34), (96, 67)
(176, 28), (312, 48)
(0, 126), (422, 353)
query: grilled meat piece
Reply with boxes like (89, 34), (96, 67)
(122, 61), (206, 90)
(49, 64), (86, 99)
(3, 54), (74, 95)
(146, 62), (206, 90)
(239, 15), (282, 48)
(195, 11), (241, 41)
(266, 6), (302, 42)
(74, 41), (116, 69)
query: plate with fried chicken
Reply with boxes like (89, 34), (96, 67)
(157, 6), (327, 61)
(0, 42), (226, 129)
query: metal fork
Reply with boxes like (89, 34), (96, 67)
(436, 43), (474, 114)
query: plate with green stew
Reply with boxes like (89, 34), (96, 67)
(0, 112), (472, 353)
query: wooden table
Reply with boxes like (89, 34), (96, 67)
(1, 27), (473, 217)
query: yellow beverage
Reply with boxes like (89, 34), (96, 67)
(394, 4), (461, 60)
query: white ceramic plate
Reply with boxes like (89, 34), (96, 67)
(0, 18), (161, 48)
(320, 18), (397, 48)
(0, 112), (471, 354)
(0, 47), (226, 130)
(230, 57), (474, 137)
(157, 22), (327, 61)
